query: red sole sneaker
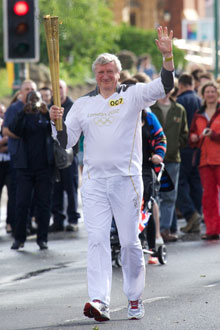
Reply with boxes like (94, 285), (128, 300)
(83, 302), (110, 322)
(83, 302), (94, 318)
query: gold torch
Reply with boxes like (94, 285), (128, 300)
(43, 15), (62, 131)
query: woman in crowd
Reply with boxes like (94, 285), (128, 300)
(190, 81), (220, 240)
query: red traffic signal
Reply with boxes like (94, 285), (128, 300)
(3, 0), (39, 62)
(13, 1), (29, 16)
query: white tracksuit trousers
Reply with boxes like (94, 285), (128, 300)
(81, 175), (145, 306)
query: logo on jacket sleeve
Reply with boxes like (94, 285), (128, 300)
(173, 116), (181, 123)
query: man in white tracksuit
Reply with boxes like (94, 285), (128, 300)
(50, 26), (174, 322)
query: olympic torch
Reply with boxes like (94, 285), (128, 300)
(43, 15), (62, 131)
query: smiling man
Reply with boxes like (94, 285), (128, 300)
(94, 61), (120, 98)
(50, 26), (174, 322)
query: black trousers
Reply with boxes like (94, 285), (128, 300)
(14, 168), (53, 243)
(177, 148), (202, 220)
(7, 158), (17, 231)
(52, 157), (80, 225)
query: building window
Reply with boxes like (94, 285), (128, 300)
(130, 12), (136, 25)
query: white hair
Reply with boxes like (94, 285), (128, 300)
(92, 53), (122, 73)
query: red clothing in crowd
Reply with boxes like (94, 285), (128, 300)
(190, 104), (220, 236)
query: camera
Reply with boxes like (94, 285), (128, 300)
(203, 128), (209, 135)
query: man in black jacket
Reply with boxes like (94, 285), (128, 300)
(176, 73), (203, 233)
(50, 80), (80, 232)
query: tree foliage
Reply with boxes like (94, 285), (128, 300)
(39, 0), (119, 83)
(0, 0), (186, 87)
(116, 24), (186, 72)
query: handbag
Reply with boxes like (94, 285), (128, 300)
(153, 163), (174, 192)
(53, 138), (74, 169)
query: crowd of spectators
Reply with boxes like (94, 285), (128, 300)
(0, 56), (220, 253)
(0, 79), (81, 250)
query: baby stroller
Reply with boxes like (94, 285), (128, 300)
(111, 163), (173, 266)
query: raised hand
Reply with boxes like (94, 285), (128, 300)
(155, 26), (173, 56)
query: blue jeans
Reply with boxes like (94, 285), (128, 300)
(176, 148), (202, 220)
(159, 162), (180, 231)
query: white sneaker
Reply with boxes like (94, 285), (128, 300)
(84, 299), (110, 322)
(156, 236), (164, 245)
(128, 299), (145, 320)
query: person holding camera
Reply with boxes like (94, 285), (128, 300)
(3, 80), (37, 234)
(190, 81), (220, 240)
(8, 91), (55, 250)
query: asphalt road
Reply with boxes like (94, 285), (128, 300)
(0, 188), (220, 330)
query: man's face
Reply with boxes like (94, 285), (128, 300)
(95, 62), (120, 95)
(20, 82), (37, 103)
(40, 90), (52, 105)
(59, 81), (67, 104)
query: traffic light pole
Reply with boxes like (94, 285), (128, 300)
(12, 62), (30, 93)
(214, 0), (219, 78)
(13, 63), (21, 93)
(20, 63), (30, 80)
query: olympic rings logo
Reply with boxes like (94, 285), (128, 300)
(94, 116), (114, 127)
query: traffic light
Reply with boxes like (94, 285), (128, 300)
(3, 0), (39, 62)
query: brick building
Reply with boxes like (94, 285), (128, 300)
(157, 0), (205, 39)
(111, 0), (206, 38)
(111, 0), (158, 30)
